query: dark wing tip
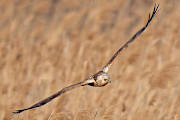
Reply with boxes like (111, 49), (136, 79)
(146, 3), (159, 26)
(153, 3), (160, 14)
(152, 3), (159, 17)
(12, 109), (25, 114)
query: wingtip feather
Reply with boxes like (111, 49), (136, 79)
(13, 109), (25, 114)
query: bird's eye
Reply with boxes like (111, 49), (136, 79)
(104, 78), (108, 81)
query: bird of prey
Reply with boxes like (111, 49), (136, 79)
(13, 4), (159, 114)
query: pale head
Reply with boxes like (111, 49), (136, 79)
(93, 71), (111, 87)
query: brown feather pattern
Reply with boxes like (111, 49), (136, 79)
(13, 81), (87, 114)
(13, 4), (159, 114)
(102, 4), (159, 72)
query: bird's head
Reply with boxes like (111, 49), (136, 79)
(94, 71), (111, 87)
(99, 72), (111, 83)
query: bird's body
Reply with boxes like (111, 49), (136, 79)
(88, 71), (111, 87)
(13, 4), (159, 114)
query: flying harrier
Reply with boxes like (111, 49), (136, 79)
(13, 4), (159, 114)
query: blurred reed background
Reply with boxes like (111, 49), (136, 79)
(0, 0), (180, 119)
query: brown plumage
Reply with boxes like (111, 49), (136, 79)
(13, 81), (91, 114)
(13, 4), (159, 114)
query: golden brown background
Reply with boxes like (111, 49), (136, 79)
(1, 0), (180, 120)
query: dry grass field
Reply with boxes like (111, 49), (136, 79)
(0, 0), (180, 120)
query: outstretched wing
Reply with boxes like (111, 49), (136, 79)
(102, 4), (159, 73)
(13, 80), (92, 114)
